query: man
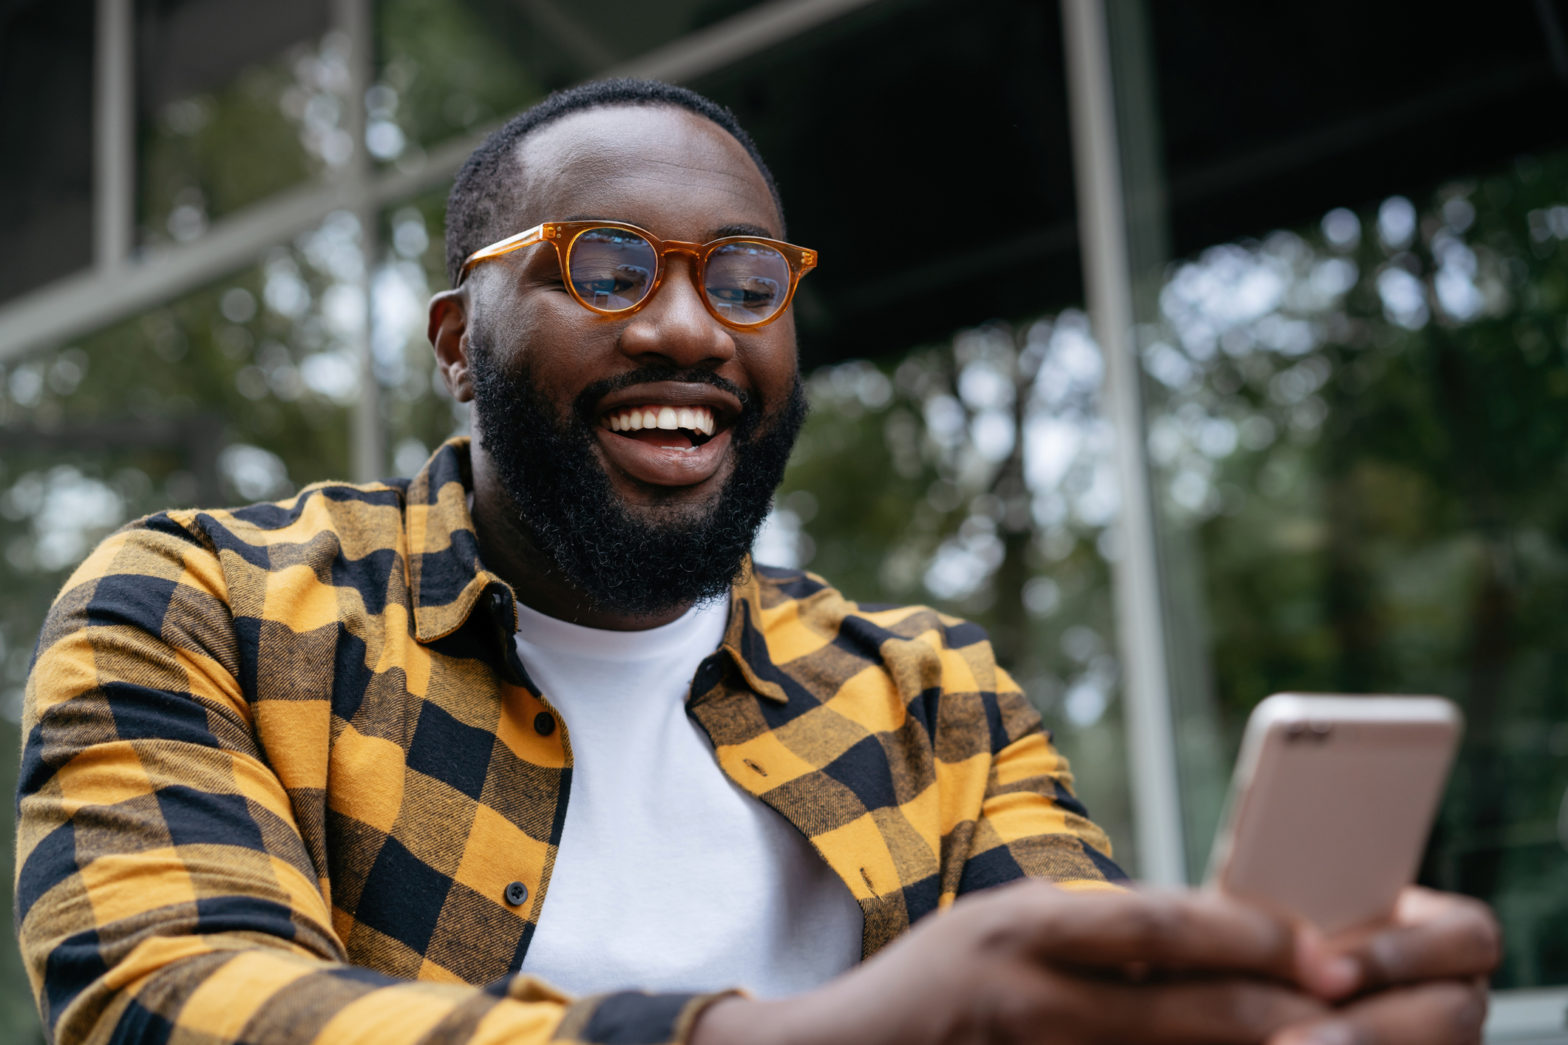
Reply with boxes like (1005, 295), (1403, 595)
(17, 79), (1496, 1045)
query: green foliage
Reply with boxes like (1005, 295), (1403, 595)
(376, 0), (544, 151)
(1144, 152), (1568, 987)
(140, 44), (323, 241)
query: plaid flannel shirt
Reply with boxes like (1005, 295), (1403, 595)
(16, 437), (1123, 1045)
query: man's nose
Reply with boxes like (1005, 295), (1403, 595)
(616, 258), (736, 368)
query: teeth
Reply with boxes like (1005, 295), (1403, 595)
(603, 404), (717, 436)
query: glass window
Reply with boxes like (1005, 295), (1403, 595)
(1093, 0), (1568, 995)
(137, 3), (335, 246)
(0, 0), (95, 303)
(1149, 152), (1568, 989)
(373, 0), (777, 162)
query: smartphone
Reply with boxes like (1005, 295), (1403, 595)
(1206, 693), (1462, 936)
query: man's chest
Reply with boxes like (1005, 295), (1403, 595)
(240, 611), (980, 984)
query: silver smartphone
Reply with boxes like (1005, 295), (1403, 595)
(1206, 693), (1462, 936)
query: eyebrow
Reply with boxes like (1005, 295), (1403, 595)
(712, 222), (776, 239)
(559, 216), (779, 240)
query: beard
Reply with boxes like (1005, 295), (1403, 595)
(468, 339), (808, 618)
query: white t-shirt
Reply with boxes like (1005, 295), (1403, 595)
(512, 596), (864, 997)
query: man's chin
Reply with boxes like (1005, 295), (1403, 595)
(468, 344), (806, 616)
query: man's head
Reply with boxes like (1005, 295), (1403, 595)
(443, 78), (787, 289)
(427, 80), (808, 622)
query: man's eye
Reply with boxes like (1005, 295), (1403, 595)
(572, 264), (652, 308)
(708, 277), (781, 309)
(574, 266), (648, 294)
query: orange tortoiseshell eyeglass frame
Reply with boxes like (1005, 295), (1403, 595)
(456, 220), (817, 331)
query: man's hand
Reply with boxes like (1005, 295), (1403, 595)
(1271, 886), (1502, 1045)
(692, 880), (1331, 1045)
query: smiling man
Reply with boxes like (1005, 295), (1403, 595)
(432, 92), (811, 628)
(18, 79), (1497, 1045)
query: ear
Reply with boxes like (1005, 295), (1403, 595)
(428, 289), (474, 402)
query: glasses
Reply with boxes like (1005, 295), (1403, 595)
(458, 220), (817, 330)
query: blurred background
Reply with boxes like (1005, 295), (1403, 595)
(2, 0), (1566, 1040)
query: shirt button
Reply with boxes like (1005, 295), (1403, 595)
(693, 656), (723, 696)
(504, 881), (528, 906)
(533, 712), (555, 736)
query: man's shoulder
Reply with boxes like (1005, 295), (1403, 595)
(47, 473), (417, 630)
(100, 473), (413, 571)
(739, 566), (1038, 770)
(117, 438), (470, 556)
(746, 564), (1007, 684)
(751, 564), (996, 653)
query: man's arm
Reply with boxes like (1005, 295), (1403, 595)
(15, 517), (727, 1045)
(955, 668), (1125, 891)
(691, 880), (1498, 1045)
(694, 880), (1331, 1044)
(688, 635), (1499, 1045)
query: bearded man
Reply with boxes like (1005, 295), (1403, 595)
(17, 79), (1498, 1045)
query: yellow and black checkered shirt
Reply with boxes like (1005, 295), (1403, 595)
(16, 438), (1122, 1045)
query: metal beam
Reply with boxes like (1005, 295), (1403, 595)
(1061, 0), (1187, 886)
(0, 178), (366, 358)
(93, 0), (134, 270)
(0, 0), (882, 364)
(334, 0), (384, 482)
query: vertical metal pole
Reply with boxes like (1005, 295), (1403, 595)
(334, 0), (385, 481)
(94, 0), (135, 270)
(1061, 0), (1187, 885)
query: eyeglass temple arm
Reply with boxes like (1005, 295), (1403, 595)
(457, 223), (549, 284)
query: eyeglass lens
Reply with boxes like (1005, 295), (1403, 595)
(568, 227), (792, 325)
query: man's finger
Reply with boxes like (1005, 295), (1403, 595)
(1341, 888), (1501, 990)
(998, 883), (1301, 981)
(1045, 973), (1330, 1045)
(1267, 979), (1488, 1045)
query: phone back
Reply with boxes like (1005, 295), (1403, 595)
(1211, 694), (1461, 935)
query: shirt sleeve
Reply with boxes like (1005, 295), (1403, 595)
(14, 516), (732, 1045)
(955, 659), (1129, 894)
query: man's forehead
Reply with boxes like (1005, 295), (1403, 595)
(501, 104), (780, 235)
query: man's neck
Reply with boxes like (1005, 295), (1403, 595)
(468, 451), (695, 631)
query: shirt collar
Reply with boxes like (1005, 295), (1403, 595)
(406, 437), (501, 644)
(404, 437), (790, 704)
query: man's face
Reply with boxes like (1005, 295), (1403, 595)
(456, 104), (806, 615)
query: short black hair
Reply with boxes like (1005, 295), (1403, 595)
(443, 77), (784, 287)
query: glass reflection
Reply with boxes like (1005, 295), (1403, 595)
(1151, 150), (1568, 989)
